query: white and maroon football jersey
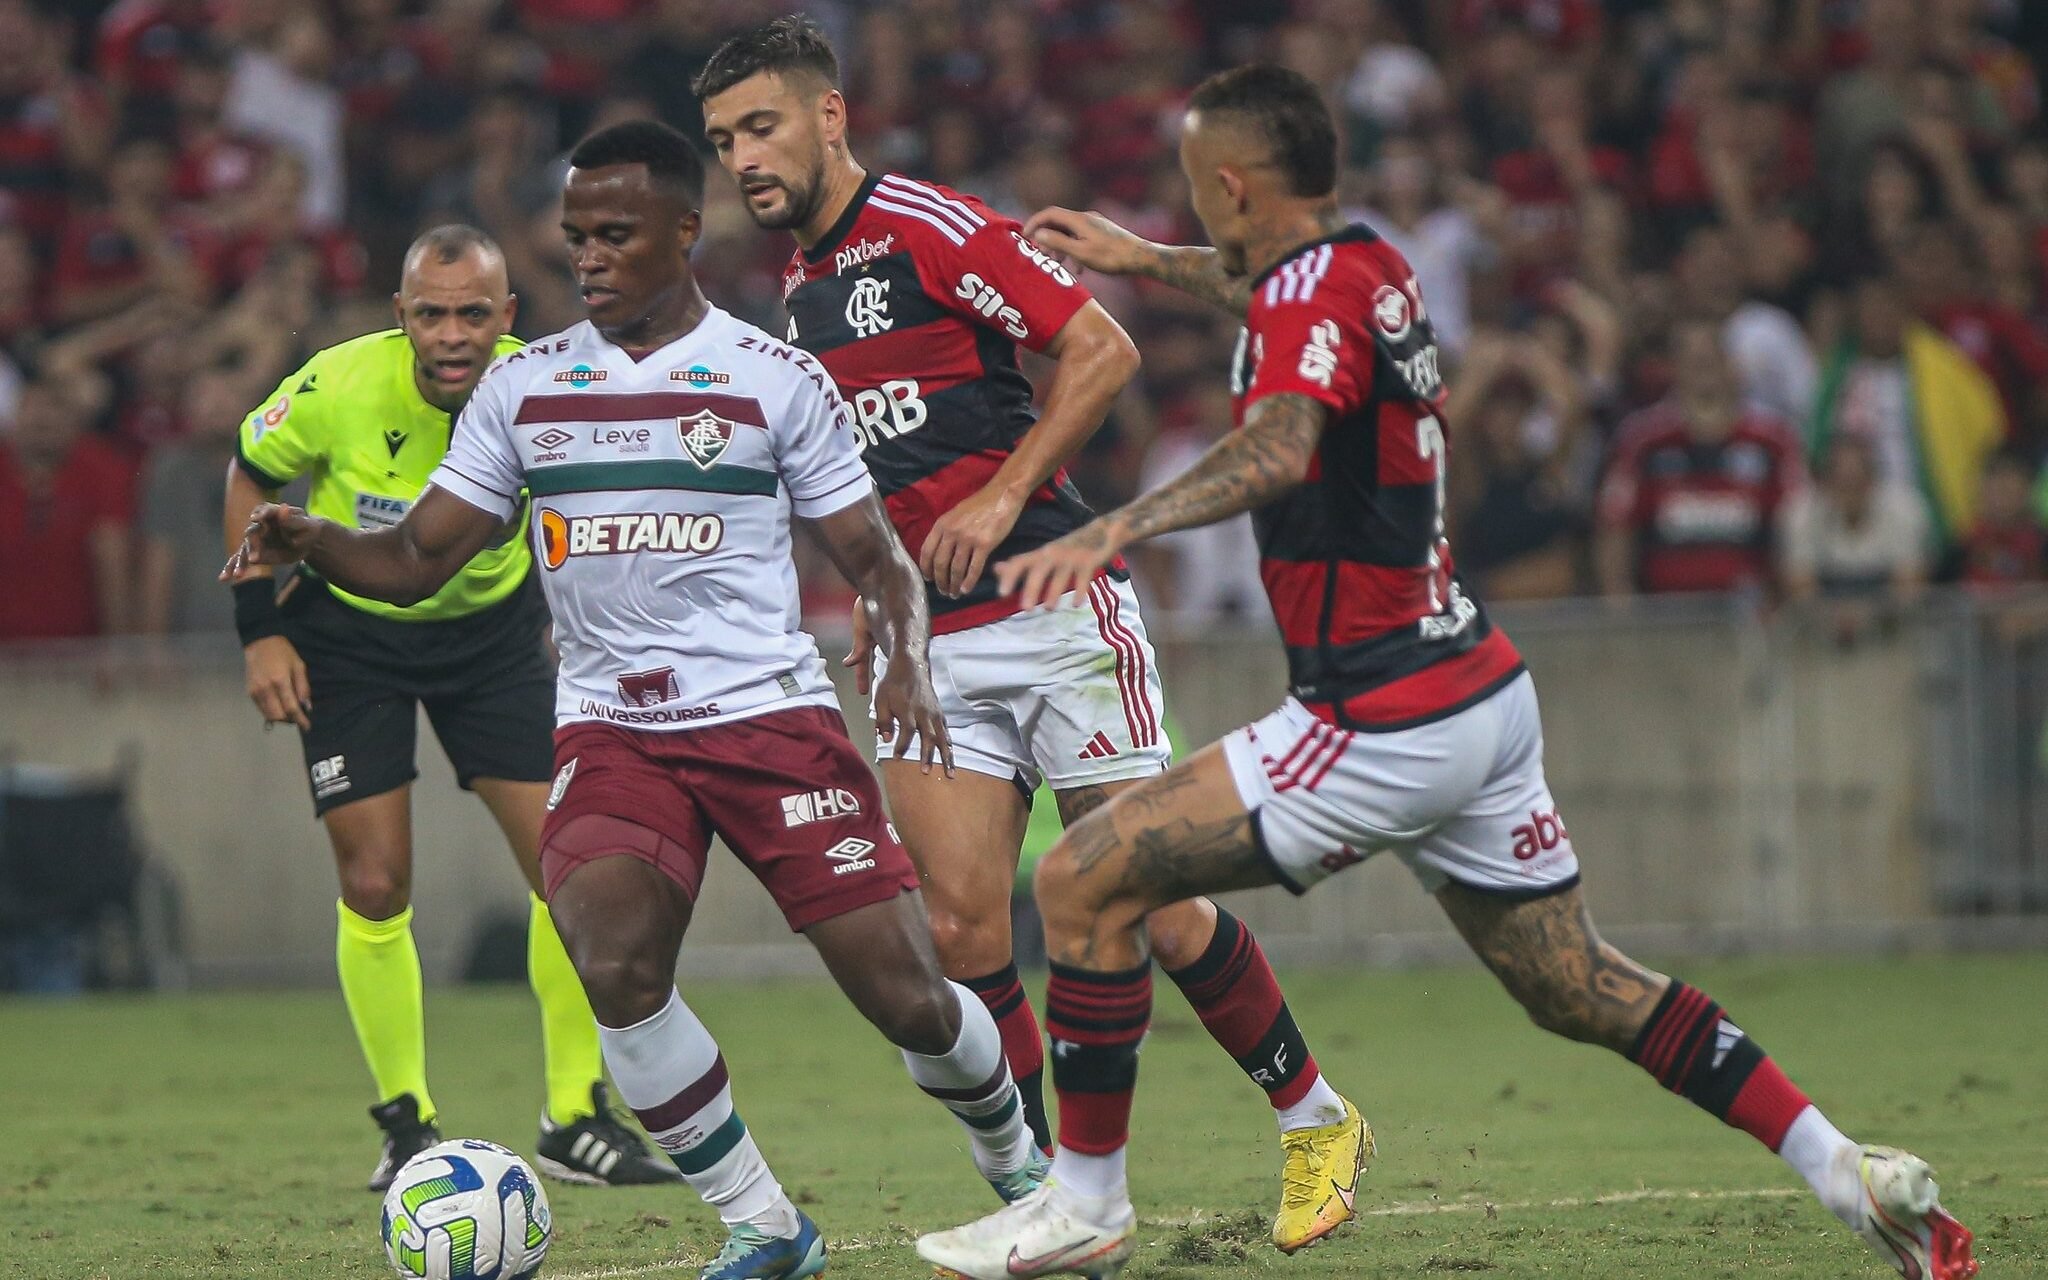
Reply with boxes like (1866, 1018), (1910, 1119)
(430, 308), (873, 731)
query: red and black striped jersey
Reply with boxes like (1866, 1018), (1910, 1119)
(1232, 226), (1524, 730)
(782, 172), (1103, 633)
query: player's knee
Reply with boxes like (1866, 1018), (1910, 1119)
(336, 862), (410, 920)
(925, 903), (1009, 975)
(866, 974), (962, 1056)
(568, 947), (670, 1027)
(1035, 844), (1144, 942)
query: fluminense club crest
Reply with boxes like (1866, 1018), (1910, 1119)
(677, 410), (734, 469)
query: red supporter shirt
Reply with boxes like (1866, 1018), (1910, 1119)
(1598, 405), (1807, 595)
(1232, 227), (1523, 729)
(0, 86), (83, 243)
(173, 133), (268, 204)
(783, 172), (1097, 634)
(1962, 522), (2045, 586)
(96, 0), (218, 102)
(0, 438), (137, 641)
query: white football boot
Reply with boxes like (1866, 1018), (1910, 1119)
(1839, 1145), (1978, 1280)
(917, 1181), (1136, 1280)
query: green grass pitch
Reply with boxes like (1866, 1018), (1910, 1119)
(6, 953), (2044, 1278)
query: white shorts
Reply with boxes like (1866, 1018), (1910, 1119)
(872, 575), (1171, 792)
(1222, 672), (1580, 897)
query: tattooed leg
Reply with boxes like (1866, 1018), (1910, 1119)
(1036, 744), (1275, 972)
(1435, 883), (1666, 1050)
(1436, 882), (1868, 1214)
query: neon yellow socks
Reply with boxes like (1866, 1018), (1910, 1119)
(528, 892), (603, 1127)
(336, 900), (435, 1122)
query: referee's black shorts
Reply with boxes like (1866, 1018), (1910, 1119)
(282, 572), (556, 816)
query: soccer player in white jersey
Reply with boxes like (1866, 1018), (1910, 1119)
(228, 121), (1042, 1280)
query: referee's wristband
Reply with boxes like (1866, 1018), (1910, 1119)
(233, 577), (287, 647)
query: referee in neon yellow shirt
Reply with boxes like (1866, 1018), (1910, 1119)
(223, 226), (673, 1192)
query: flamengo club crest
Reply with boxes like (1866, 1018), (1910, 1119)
(678, 409), (734, 469)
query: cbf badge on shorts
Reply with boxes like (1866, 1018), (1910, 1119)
(547, 758), (577, 811)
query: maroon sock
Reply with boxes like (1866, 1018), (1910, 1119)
(1162, 907), (1322, 1109)
(1046, 960), (1151, 1156)
(961, 963), (1051, 1153)
(1628, 980), (1810, 1150)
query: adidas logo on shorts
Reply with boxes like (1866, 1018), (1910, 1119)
(1076, 731), (1120, 761)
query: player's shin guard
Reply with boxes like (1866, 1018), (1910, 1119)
(904, 981), (1039, 1178)
(597, 989), (796, 1234)
(1046, 960), (1151, 1203)
(336, 900), (435, 1121)
(961, 963), (1052, 1153)
(1162, 907), (1343, 1132)
(526, 893), (603, 1127)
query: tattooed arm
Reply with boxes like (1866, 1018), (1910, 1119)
(1021, 207), (1252, 314)
(994, 393), (1326, 609)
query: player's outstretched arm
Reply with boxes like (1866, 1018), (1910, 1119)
(920, 300), (1140, 597)
(804, 492), (955, 777)
(995, 392), (1327, 610)
(222, 486), (503, 609)
(1023, 206), (1252, 314)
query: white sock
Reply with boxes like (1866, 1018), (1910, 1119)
(1276, 1073), (1348, 1134)
(597, 989), (799, 1234)
(1051, 1144), (1128, 1205)
(1778, 1104), (1860, 1224)
(902, 981), (1038, 1177)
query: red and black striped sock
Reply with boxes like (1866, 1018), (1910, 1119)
(1627, 980), (1810, 1151)
(1162, 907), (1322, 1109)
(961, 963), (1052, 1153)
(1046, 960), (1152, 1157)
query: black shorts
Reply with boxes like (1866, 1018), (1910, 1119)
(283, 573), (556, 816)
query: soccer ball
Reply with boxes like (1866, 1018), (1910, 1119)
(381, 1139), (552, 1280)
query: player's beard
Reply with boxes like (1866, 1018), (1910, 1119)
(745, 153), (826, 232)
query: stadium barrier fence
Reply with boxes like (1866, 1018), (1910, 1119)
(2, 586), (2045, 987)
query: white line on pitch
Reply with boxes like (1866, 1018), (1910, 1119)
(551, 1177), (2040, 1279)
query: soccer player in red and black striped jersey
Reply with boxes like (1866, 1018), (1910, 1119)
(918, 65), (1977, 1280)
(696, 17), (1365, 1251)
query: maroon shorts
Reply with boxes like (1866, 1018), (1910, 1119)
(539, 705), (920, 931)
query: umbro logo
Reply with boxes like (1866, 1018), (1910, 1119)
(1077, 731), (1120, 761)
(532, 428), (575, 451)
(824, 837), (877, 875)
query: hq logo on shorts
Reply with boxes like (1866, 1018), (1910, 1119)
(780, 787), (862, 828)
(536, 509), (725, 569)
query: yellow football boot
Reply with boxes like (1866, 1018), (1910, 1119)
(1273, 1097), (1372, 1254)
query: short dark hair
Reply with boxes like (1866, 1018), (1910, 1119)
(1186, 64), (1338, 199)
(404, 224), (502, 270)
(691, 14), (841, 102)
(567, 120), (706, 207)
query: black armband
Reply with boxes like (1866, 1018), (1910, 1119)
(233, 577), (286, 646)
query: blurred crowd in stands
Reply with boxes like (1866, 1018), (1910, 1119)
(2, 0), (2047, 648)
